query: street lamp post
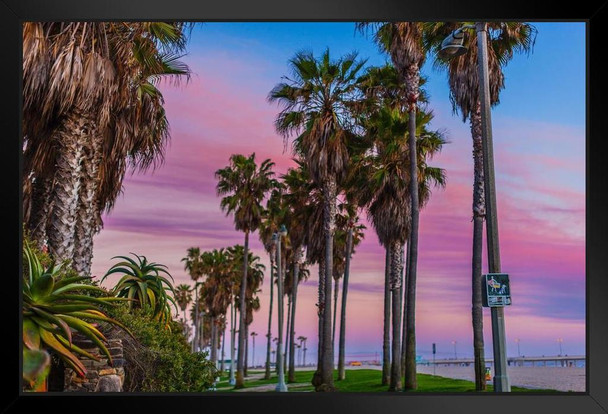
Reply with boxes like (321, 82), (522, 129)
(557, 338), (563, 356)
(274, 226), (288, 392)
(452, 340), (458, 360)
(515, 338), (521, 357)
(251, 331), (258, 369)
(440, 22), (511, 392)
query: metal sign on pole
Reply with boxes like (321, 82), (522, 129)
(482, 273), (512, 307)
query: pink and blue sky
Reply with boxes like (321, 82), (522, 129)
(91, 22), (585, 364)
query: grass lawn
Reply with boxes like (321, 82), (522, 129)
(214, 369), (560, 393)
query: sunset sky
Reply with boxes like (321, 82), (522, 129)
(91, 22), (586, 364)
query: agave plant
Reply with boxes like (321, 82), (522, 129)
(103, 253), (177, 327)
(22, 242), (128, 378)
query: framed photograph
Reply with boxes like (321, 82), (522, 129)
(4, 0), (607, 413)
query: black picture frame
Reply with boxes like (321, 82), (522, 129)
(2, 0), (606, 413)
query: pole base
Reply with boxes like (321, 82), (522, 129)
(493, 374), (511, 392)
(275, 381), (288, 392)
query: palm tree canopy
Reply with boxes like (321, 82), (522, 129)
(269, 49), (367, 185)
(23, 22), (192, 214)
(216, 153), (277, 233)
(359, 105), (446, 246)
(357, 22), (426, 107)
(182, 246), (205, 281)
(175, 283), (193, 312)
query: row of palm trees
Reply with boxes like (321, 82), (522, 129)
(180, 245), (265, 382)
(268, 47), (447, 391)
(183, 20), (534, 392)
(263, 22), (534, 392)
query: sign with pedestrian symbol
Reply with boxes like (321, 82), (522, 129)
(482, 273), (511, 307)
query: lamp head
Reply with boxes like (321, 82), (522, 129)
(279, 224), (288, 237)
(439, 29), (468, 59)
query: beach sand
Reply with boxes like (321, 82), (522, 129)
(415, 364), (585, 392)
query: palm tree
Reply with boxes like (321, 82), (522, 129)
(199, 250), (233, 365)
(358, 98), (446, 390)
(358, 22), (428, 390)
(282, 164), (314, 383)
(283, 161), (328, 385)
(422, 21), (536, 390)
(259, 185), (286, 379)
(182, 247), (205, 346)
(360, 109), (412, 391)
(175, 284), (193, 322)
(331, 224), (347, 353)
(230, 244), (265, 377)
(216, 154), (277, 388)
(269, 50), (366, 391)
(336, 202), (365, 380)
(23, 23), (190, 274)
(286, 250), (309, 382)
(357, 63), (404, 386)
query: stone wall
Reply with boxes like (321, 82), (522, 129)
(64, 331), (125, 392)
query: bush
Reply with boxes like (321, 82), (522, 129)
(106, 304), (217, 392)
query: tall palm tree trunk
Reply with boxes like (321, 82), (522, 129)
(337, 226), (353, 380)
(470, 104), (487, 390)
(404, 66), (421, 391)
(73, 132), (103, 276)
(284, 295), (291, 372)
(312, 258), (326, 387)
(48, 110), (90, 264)
(26, 176), (53, 248)
(210, 316), (218, 364)
(401, 240), (410, 378)
(229, 298), (236, 384)
(235, 230), (250, 388)
(332, 276), (340, 356)
(389, 241), (404, 391)
(288, 259), (300, 382)
(244, 322), (249, 377)
(320, 178), (337, 391)
(264, 254), (275, 379)
(382, 247), (391, 385)
(199, 313), (205, 352)
(220, 322), (226, 373)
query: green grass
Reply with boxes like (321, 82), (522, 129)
(215, 369), (560, 393)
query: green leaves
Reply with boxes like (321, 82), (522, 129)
(103, 253), (176, 329)
(22, 242), (129, 380)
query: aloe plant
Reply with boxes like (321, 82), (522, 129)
(22, 242), (128, 378)
(103, 253), (177, 328)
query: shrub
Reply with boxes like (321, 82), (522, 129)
(106, 304), (217, 392)
(23, 349), (51, 391)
